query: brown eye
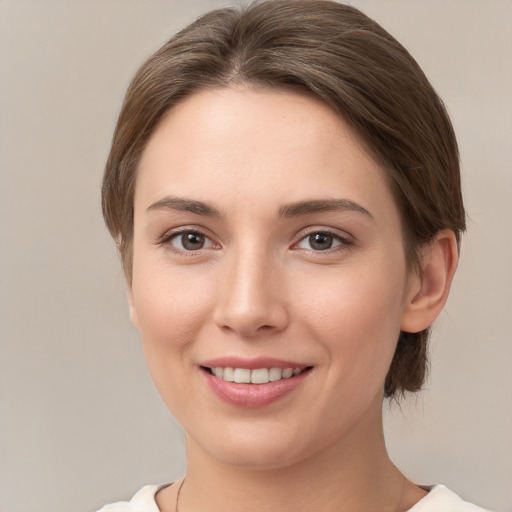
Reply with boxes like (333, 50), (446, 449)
(308, 233), (334, 250)
(170, 231), (210, 251)
(182, 232), (205, 250)
(295, 231), (348, 252)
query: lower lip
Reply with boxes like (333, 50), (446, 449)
(201, 369), (310, 409)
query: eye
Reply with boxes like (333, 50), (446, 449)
(295, 231), (348, 251)
(168, 230), (215, 252)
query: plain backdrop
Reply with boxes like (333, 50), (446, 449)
(1, 1), (511, 511)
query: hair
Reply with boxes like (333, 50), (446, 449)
(102, 0), (465, 398)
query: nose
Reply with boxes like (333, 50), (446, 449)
(213, 247), (289, 338)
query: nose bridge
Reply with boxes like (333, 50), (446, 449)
(214, 240), (287, 337)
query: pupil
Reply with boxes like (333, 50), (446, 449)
(310, 233), (332, 250)
(182, 232), (204, 250)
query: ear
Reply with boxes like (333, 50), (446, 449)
(126, 282), (140, 329)
(401, 230), (459, 333)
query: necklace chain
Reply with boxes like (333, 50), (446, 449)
(174, 475), (406, 512)
(175, 478), (185, 512)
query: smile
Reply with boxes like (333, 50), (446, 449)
(200, 361), (313, 408)
(205, 366), (305, 384)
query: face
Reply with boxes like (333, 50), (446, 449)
(129, 87), (414, 469)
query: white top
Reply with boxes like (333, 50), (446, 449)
(97, 484), (492, 511)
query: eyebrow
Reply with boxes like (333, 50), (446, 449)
(147, 196), (221, 216)
(279, 199), (373, 219)
(146, 196), (373, 220)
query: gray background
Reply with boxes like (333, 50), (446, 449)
(1, 1), (511, 511)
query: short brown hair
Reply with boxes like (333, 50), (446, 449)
(102, 0), (465, 398)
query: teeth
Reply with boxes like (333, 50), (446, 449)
(233, 368), (251, 383)
(269, 367), (282, 382)
(251, 368), (269, 384)
(282, 368), (293, 379)
(211, 366), (303, 384)
(222, 367), (234, 382)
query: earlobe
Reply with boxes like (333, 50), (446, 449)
(127, 283), (140, 329)
(401, 230), (459, 333)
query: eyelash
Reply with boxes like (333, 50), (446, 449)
(157, 228), (354, 255)
(158, 228), (218, 255)
(292, 229), (354, 253)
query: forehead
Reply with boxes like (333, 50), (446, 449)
(136, 87), (398, 222)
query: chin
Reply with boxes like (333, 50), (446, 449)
(188, 419), (325, 471)
(210, 443), (304, 470)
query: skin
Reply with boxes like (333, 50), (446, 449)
(127, 87), (458, 512)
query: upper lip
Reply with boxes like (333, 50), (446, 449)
(200, 357), (310, 370)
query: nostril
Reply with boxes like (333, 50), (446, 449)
(212, 289), (289, 337)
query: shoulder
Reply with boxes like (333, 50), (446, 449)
(96, 484), (165, 512)
(407, 485), (492, 512)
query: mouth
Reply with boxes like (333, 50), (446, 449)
(201, 365), (313, 384)
(199, 357), (314, 407)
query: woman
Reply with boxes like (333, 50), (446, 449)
(99, 1), (490, 510)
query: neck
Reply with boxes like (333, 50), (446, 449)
(157, 396), (424, 512)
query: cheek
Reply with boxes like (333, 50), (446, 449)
(130, 266), (218, 424)
(295, 262), (406, 382)
(298, 260), (405, 327)
(131, 264), (214, 383)
(134, 261), (210, 333)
